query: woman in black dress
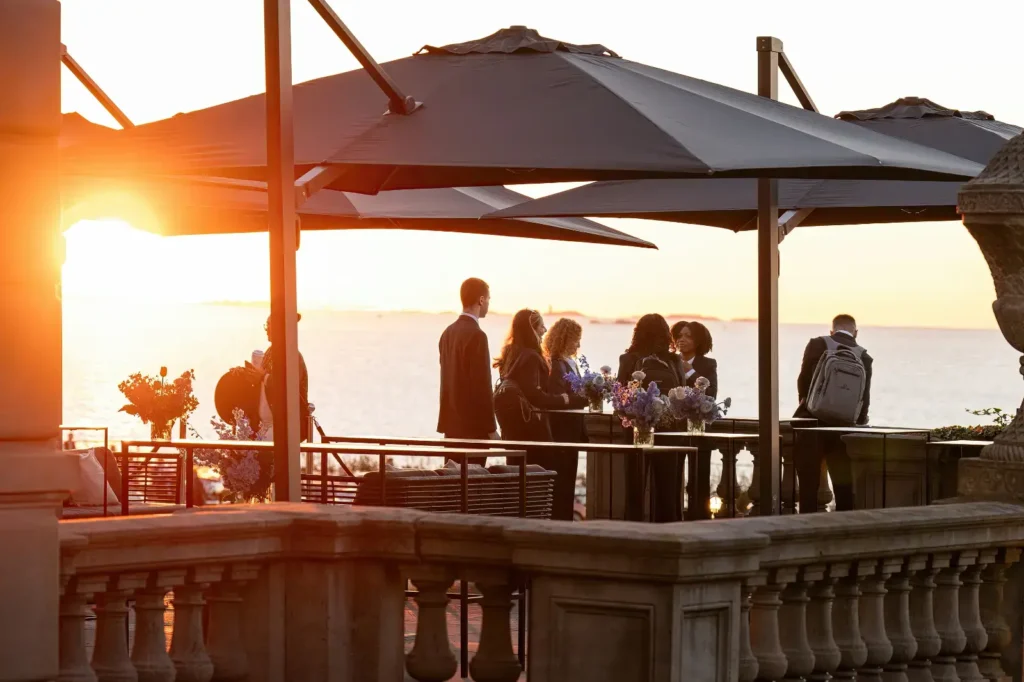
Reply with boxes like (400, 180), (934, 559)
(617, 314), (686, 522)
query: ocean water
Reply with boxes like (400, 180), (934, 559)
(63, 300), (1022, 445)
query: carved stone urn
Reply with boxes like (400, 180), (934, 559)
(957, 131), (1024, 498)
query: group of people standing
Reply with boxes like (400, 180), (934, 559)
(436, 277), (719, 521)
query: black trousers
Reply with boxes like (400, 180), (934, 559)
(795, 431), (854, 512)
(530, 449), (579, 521)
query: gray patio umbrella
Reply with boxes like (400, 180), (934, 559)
(61, 172), (656, 248)
(62, 28), (982, 195)
(488, 98), (1020, 229)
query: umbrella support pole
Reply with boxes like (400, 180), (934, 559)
(306, 0), (420, 116)
(756, 38), (783, 515)
(60, 44), (135, 129)
(265, 0), (303, 503)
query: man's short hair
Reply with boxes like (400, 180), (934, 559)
(460, 278), (489, 308)
(832, 314), (857, 332)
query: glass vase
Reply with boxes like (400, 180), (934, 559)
(588, 397), (604, 413)
(150, 421), (173, 440)
(634, 425), (655, 447)
(687, 419), (706, 436)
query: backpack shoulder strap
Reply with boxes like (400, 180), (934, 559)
(821, 335), (839, 352)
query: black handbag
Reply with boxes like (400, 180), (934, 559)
(493, 356), (548, 440)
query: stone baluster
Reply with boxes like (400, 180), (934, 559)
(858, 558), (900, 682)
(750, 568), (794, 681)
(806, 564), (844, 682)
(92, 573), (148, 682)
(932, 551), (971, 682)
(170, 565), (222, 682)
(781, 451), (798, 513)
(747, 444), (761, 515)
(716, 447), (736, 510)
(739, 577), (761, 682)
(883, 556), (924, 682)
(958, 550), (995, 682)
(132, 571), (184, 682)
(206, 564), (260, 682)
(469, 571), (522, 682)
(58, 575), (107, 682)
(832, 563), (868, 681)
(979, 548), (1022, 682)
(406, 572), (458, 682)
(779, 565), (821, 680)
(908, 554), (944, 682)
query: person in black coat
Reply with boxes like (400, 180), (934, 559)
(493, 310), (572, 518)
(541, 318), (590, 520)
(670, 321), (718, 400)
(618, 314), (686, 522)
(793, 314), (874, 512)
(671, 320), (718, 520)
(437, 278), (498, 465)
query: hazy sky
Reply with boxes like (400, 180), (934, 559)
(58, 0), (1024, 328)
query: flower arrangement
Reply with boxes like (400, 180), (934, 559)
(610, 371), (671, 446)
(931, 407), (1011, 442)
(564, 356), (616, 412)
(118, 366), (199, 435)
(665, 377), (732, 434)
(192, 408), (274, 503)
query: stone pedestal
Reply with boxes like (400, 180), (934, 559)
(954, 130), (1024, 682)
(0, 1), (68, 680)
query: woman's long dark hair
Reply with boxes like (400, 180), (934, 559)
(494, 309), (547, 376)
(625, 314), (672, 356)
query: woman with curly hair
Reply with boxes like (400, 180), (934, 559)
(538, 318), (590, 520)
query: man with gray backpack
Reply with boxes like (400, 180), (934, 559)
(793, 314), (873, 512)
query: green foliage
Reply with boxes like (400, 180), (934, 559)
(931, 407), (1011, 442)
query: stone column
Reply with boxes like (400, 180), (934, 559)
(0, 3), (74, 682)
(956, 131), (1024, 682)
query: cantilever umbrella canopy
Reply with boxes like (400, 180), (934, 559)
(488, 97), (1020, 229)
(62, 28), (983, 195)
(60, 115), (654, 248)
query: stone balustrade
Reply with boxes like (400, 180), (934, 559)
(56, 501), (1024, 682)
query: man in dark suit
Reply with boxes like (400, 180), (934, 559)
(438, 278), (498, 464)
(793, 314), (873, 512)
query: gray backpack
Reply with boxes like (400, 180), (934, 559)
(805, 336), (867, 425)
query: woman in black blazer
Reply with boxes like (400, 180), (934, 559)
(671, 320), (718, 520)
(618, 314), (686, 522)
(671, 320), (718, 399)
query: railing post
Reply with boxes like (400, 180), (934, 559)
(958, 550), (994, 682)
(909, 554), (944, 682)
(739, 577), (761, 682)
(884, 557), (923, 682)
(833, 565), (868, 681)
(207, 564), (260, 682)
(406, 570), (457, 682)
(806, 564), (842, 681)
(858, 558), (900, 681)
(132, 571), (184, 682)
(779, 565), (820, 679)
(170, 566), (222, 682)
(59, 575), (106, 682)
(470, 571), (522, 682)
(750, 568), (792, 680)
(92, 573), (148, 682)
(933, 551), (970, 682)
(979, 548), (1022, 682)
